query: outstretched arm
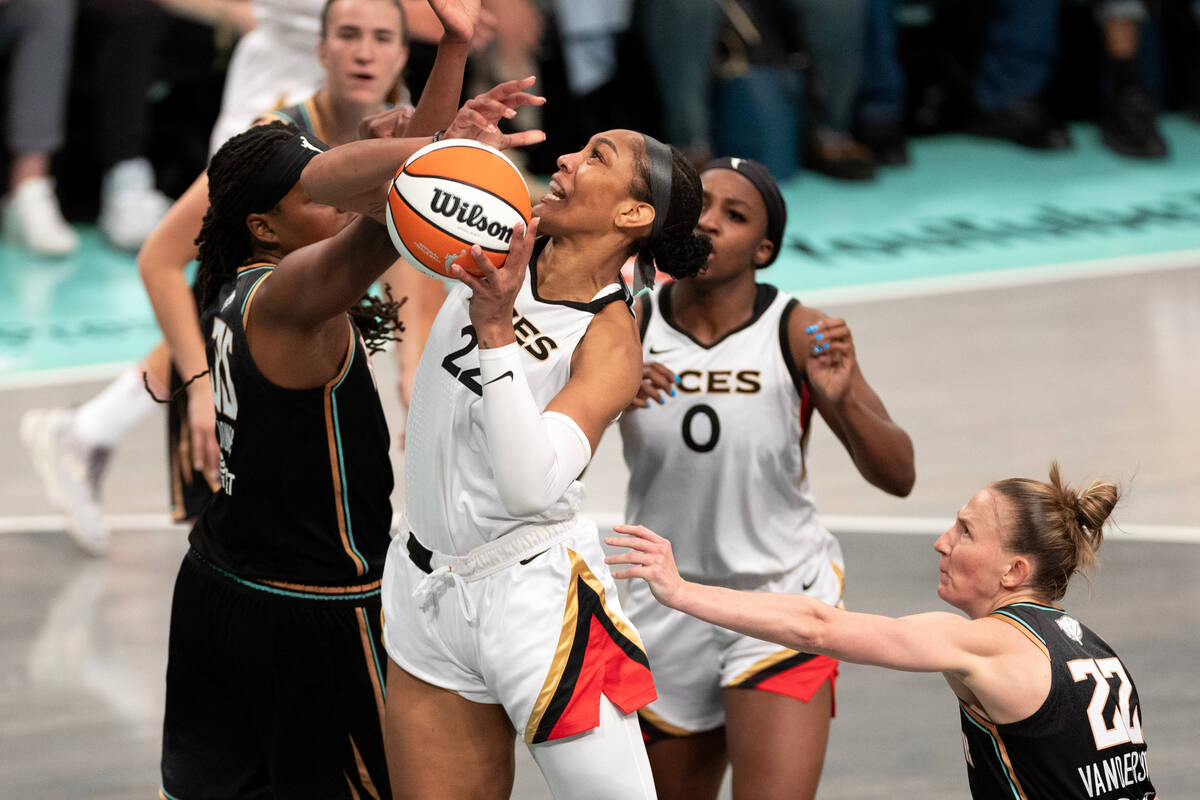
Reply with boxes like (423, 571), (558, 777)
(790, 308), (915, 497)
(303, 76), (545, 222)
(605, 524), (1005, 676)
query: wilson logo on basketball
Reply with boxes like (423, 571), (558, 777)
(429, 188), (515, 244)
(386, 140), (532, 280)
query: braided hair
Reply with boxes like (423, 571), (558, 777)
(194, 121), (403, 354)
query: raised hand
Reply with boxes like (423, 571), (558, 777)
(451, 217), (540, 348)
(604, 524), (688, 608)
(444, 76), (546, 151)
(627, 361), (677, 410)
(805, 317), (857, 406)
(427, 0), (483, 45)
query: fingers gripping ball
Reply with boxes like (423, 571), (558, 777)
(386, 139), (531, 280)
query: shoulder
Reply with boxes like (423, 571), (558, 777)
(575, 302), (641, 380)
(587, 300), (640, 353)
(254, 110), (292, 128)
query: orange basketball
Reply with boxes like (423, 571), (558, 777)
(386, 139), (532, 280)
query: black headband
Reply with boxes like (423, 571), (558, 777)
(245, 132), (327, 213)
(703, 156), (786, 267)
(635, 134), (675, 293)
(644, 135), (674, 239)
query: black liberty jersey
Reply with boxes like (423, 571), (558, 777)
(264, 97), (330, 146)
(959, 602), (1155, 800)
(189, 264), (394, 589)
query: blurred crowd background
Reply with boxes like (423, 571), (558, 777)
(2, 0), (1200, 257)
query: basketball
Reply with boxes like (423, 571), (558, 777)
(385, 139), (532, 280)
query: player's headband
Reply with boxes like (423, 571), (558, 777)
(703, 157), (786, 267)
(635, 134), (675, 295)
(246, 132), (327, 214)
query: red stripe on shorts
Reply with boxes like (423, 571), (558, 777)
(733, 653), (839, 716)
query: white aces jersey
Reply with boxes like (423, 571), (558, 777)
(404, 238), (631, 555)
(620, 283), (831, 583)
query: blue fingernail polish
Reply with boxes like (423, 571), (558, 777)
(669, 388), (676, 396)
(805, 323), (820, 334)
(815, 332), (824, 341)
(818, 343), (829, 353)
(675, 375), (682, 384)
(657, 396), (665, 404)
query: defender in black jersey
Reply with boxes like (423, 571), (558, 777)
(159, 34), (541, 799)
(608, 462), (1157, 800)
(158, 0), (426, 523)
(159, 122), (403, 800)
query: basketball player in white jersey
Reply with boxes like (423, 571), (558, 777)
(309, 120), (712, 797)
(619, 157), (915, 799)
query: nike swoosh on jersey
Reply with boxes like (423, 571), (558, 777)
(647, 346), (676, 355)
(482, 370), (514, 386)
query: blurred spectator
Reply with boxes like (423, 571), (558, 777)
(205, 0), (326, 154)
(788, 0), (877, 180)
(969, 0), (1068, 149)
(858, 0), (908, 163)
(525, 0), (657, 174)
(1094, 0), (1168, 157)
(860, 0), (1069, 157)
(75, 0), (175, 250)
(639, 0), (721, 166)
(701, 0), (877, 180)
(0, 0), (79, 256)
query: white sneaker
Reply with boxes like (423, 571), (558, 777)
(19, 408), (113, 556)
(2, 176), (80, 256)
(98, 157), (171, 251)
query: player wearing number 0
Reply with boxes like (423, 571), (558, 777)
(158, 74), (539, 797)
(617, 157), (914, 799)
(317, 123), (711, 796)
(607, 464), (1158, 800)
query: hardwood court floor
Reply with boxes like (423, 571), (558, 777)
(2, 265), (1198, 797)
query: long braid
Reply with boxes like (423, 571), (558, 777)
(350, 285), (406, 354)
(195, 122), (298, 311)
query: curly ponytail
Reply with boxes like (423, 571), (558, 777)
(991, 461), (1120, 601)
(630, 143), (712, 280)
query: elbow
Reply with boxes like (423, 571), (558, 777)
(888, 466), (916, 498)
(787, 605), (828, 654)
(299, 156), (333, 205)
(136, 247), (158, 283)
(496, 483), (555, 518)
(499, 494), (553, 519)
(879, 440), (916, 497)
